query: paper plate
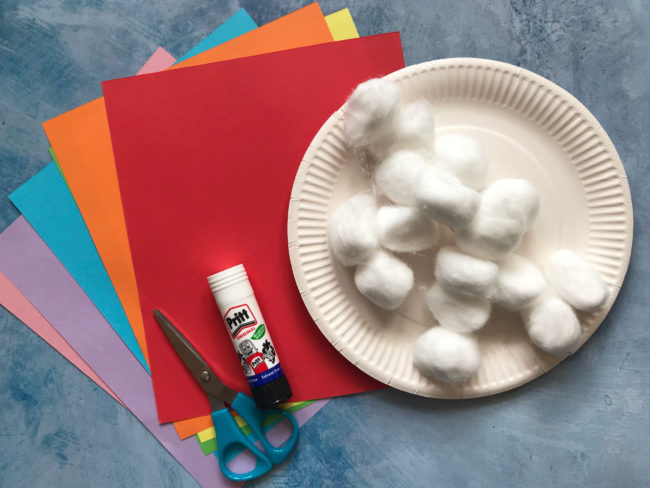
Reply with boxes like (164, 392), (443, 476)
(287, 58), (633, 398)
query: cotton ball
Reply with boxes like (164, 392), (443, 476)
(435, 246), (498, 300)
(375, 150), (430, 206)
(435, 133), (489, 191)
(328, 194), (378, 266)
(455, 205), (525, 260)
(377, 206), (438, 253)
(494, 254), (546, 311)
(343, 78), (401, 148)
(455, 178), (539, 259)
(391, 100), (435, 150)
(414, 165), (480, 228)
(372, 100), (435, 158)
(522, 294), (581, 355)
(412, 326), (481, 383)
(425, 282), (491, 333)
(545, 249), (609, 312)
(481, 178), (540, 230)
(355, 250), (414, 310)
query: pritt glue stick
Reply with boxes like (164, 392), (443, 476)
(207, 264), (292, 409)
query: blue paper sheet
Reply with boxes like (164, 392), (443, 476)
(12, 11), (258, 373)
(176, 9), (257, 63)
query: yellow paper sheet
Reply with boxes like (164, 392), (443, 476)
(196, 402), (308, 443)
(326, 8), (360, 40)
(43, 5), (359, 439)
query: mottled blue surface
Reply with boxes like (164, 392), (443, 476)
(1, 1), (649, 487)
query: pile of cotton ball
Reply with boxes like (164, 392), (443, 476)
(329, 78), (610, 385)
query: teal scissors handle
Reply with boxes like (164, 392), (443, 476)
(211, 392), (299, 482)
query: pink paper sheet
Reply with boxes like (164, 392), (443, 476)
(2, 46), (176, 405)
(136, 47), (176, 75)
(0, 270), (123, 405)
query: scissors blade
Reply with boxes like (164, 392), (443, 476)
(153, 309), (237, 405)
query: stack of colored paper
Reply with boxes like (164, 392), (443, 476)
(0, 4), (405, 486)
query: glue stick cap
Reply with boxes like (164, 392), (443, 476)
(207, 264), (254, 311)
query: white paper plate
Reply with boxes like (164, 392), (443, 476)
(288, 58), (633, 399)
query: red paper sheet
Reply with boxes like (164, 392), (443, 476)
(103, 34), (404, 423)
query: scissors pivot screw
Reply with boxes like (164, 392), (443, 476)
(200, 370), (211, 383)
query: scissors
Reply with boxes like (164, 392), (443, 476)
(153, 309), (299, 482)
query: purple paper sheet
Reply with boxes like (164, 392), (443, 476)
(0, 217), (325, 486)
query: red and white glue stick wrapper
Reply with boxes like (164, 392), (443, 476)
(208, 264), (292, 409)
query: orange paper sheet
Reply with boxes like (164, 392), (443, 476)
(42, 2), (331, 366)
(42, 2), (332, 438)
(174, 415), (215, 440)
(171, 4), (332, 70)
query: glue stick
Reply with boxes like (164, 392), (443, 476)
(208, 264), (292, 409)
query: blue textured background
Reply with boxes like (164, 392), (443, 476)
(1, 1), (649, 486)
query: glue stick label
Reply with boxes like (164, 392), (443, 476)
(222, 301), (283, 387)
